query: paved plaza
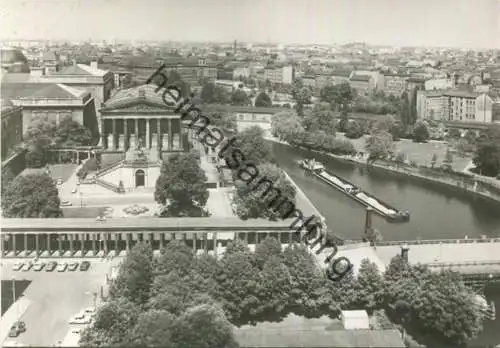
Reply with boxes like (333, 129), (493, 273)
(0, 257), (120, 346)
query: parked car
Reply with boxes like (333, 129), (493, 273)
(56, 178), (63, 185)
(8, 321), (26, 337)
(68, 312), (92, 325)
(83, 307), (96, 317)
(71, 187), (77, 194)
(71, 328), (82, 335)
(45, 261), (57, 272)
(60, 201), (72, 207)
(56, 262), (68, 272)
(21, 262), (32, 272)
(13, 262), (24, 271)
(33, 262), (45, 271)
(68, 262), (79, 271)
(79, 261), (90, 271)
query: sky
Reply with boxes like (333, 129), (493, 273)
(0, 0), (499, 48)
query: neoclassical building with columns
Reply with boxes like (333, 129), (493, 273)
(97, 85), (188, 190)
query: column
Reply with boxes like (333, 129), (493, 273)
(103, 234), (108, 255)
(35, 234), (39, 258)
(24, 233), (28, 257)
(160, 233), (165, 249)
(157, 119), (161, 150)
(146, 119), (150, 148)
(69, 234), (74, 256)
(212, 232), (217, 253)
(245, 232), (249, 244)
(168, 119), (173, 150)
(58, 235), (63, 256)
(0, 236), (3, 257)
(193, 233), (197, 253)
(124, 119), (128, 151)
(135, 119), (139, 144)
(92, 233), (97, 256)
(115, 233), (119, 254)
(81, 233), (85, 257)
(12, 234), (17, 256)
(46, 234), (51, 255)
(101, 119), (106, 147)
(112, 119), (116, 150)
(256, 232), (260, 245)
(76, 151), (80, 164)
(203, 233), (208, 253)
(126, 233), (131, 252)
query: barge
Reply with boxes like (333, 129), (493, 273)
(298, 159), (410, 223)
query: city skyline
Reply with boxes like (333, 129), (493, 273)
(0, 0), (499, 49)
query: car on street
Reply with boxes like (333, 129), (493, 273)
(56, 178), (63, 185)
(13, 262), (24, 271)
(68, 312), (92, 325)
(33, 261), (45, 271)
(83, 307), (96, 317)
(71, 187), (78, 193)
(71, 328), (83, 334)
(79, 261), (90, 271)
(68, 262), (79, 271)
(56, 262), (68, 272)
(61, 201), (72, 206)
(45, 261), (57, 271)
(8, 321), (26, 337)
(21, 262), (32, 272)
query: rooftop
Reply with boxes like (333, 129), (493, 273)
(1, 82), (88, 100)
(350, 74), (371, 82)
(54, 63), (109, 77)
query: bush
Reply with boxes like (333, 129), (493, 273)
(289, 130), (356, 156)
(344, 121), (365, 139)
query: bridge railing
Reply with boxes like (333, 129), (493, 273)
(372, 237), (500, 246)
(426, 260), (500, 268)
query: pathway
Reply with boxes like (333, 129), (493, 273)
(0, 297), (32, 345)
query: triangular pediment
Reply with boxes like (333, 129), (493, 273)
(101, 85), (178, 113)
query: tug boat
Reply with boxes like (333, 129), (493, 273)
(298, 158), (410, 223)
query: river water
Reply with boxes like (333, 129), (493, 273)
(270, 141), (500, 347)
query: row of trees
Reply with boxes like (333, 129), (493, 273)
(82, 238), (486, 347)
(200, 82), (253, 106)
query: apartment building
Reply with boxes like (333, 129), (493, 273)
(424, 78), (454, 91)
(162, 57), (217, 85)
(349, 74), (374, 96)
(417, 89), (493, 123)
(383, 74), (409, 97)
(263, 65), (295, 84)
(1, 98), (23, 161)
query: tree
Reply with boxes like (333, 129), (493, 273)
(253, 237), (283, 269)
(409, 87), (418, 125)
(254, 92), (272, 107)
(399, 91), (410, 130)
(292, 78), (311, 116)
(109, 242), (153, 305)
(201, 105), (237, 133)
(201, 83), (230, 104)
(155, 240), (195, 277)
(23, 119), (57, 168)
(353, 259), (384, 313)
(431, 153), (438, 168)
(443, 147), (453, 171)
(232, 126), (274, 164)
(129, 309), (175, 347)
(413, 121), (430, 143)
(232, 163), (296, 220)
(154, 151), (209, 217)
(171, 304), (238, 348)
(2, 172), (62, 218)
(338, 110), (349, 132)
(1, 166), (16, 198)
(320, 82), (355, 112)
(54, 119), (92, 147)
(271, 111), (304, 142)
(473, 128), (500, 177)
(365, 130), (394, 162)
(231, 89), (251, 106)
(344, 121), (364, 139)
(447, 128), (461, 140)
(302, 102), (336, 135)
(395, 152), (406, 165)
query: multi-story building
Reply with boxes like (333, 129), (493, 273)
(1, 82), (99, 138)
(263, 65), (295, 84)
(383, 74), (409, 97)
(162, 57), (217, 85)
(349, 74), (374, 96)
(424, 78), (454, 91)
(407, 77), (427, 91)
(41, 50), (60, 75)
(0, 47), (30, 73)
(417, 89), (493, 123)
(233, 66), (251, 79)
(1, 98), (23, 161)
(329, 70), (352, 85)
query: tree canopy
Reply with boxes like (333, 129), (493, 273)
(412, 121), (430, 143)
(365, 130), (394, 162)
(55, 119), (93, 147)
(2, 171), (62, 218)
(231, 126), (274, 165)
(302, 102), (336, 136)
(231, 89), (251, 106)
(320, 82), (355, 112)
(200, 83), (230, 104)
(154, 151), (209, 217)
(291, 78), (312, 116)
(254, 92), (272, 107)
(200, 105), (237, 134)
(473, 127), (500, 177)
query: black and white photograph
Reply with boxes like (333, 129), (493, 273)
(0, 0), (499, 347)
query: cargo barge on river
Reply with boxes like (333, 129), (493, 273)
(298, 159), (410, 223)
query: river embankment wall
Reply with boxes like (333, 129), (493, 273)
(266, 137), (500, 204)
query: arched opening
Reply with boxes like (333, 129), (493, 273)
(135, 169), (145, 187)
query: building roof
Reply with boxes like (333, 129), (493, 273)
(444, 90), (481, 98)
(1, 82), (87, 99)
(102, 84), (169, 109)
(203, 103), (287, 114)
(54, 63), (108, 77)
(350, 74), (371, 82)
(42, 50), (59, 62)
(234, 329), (405, 348)
(0, 47), (28, 65)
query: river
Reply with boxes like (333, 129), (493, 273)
(270, 141), (500, 347)
(270, 141), (500, 242)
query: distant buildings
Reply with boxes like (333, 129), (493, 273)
(383, 74), (409, 97)
(424, 78), (455, 91)
(349, 74), (374, 96)
(0, 47), (30, 73)
(162, 57), (217, 85)
(263, 65), (295, 84)
(417, 89), (493, 123)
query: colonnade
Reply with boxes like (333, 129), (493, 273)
(0, 231), (301, 258)
(101, 117), (183, 153)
